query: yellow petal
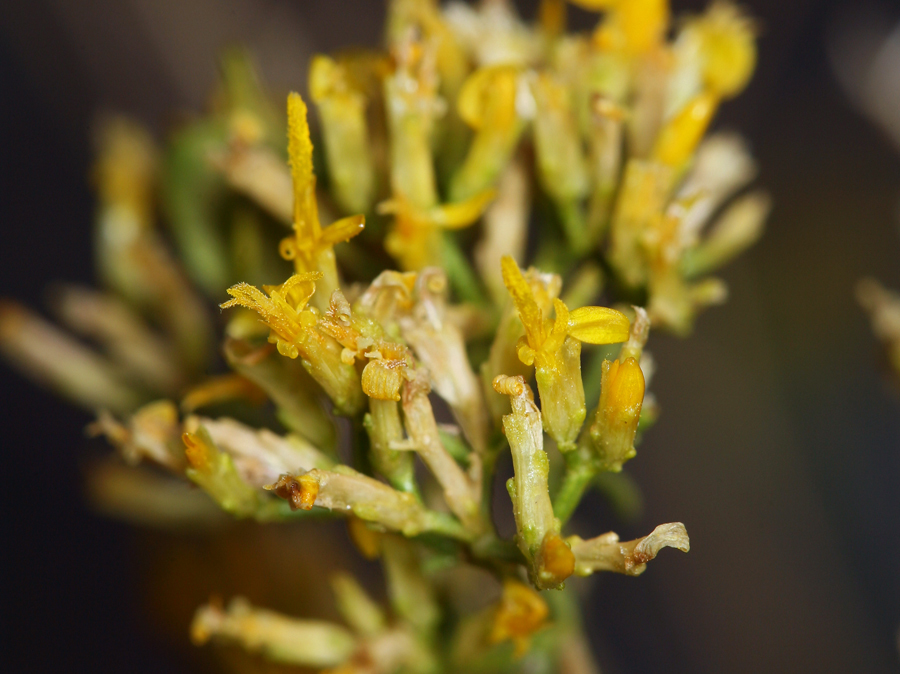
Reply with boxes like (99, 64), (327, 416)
(567, 306), (630, 344)
(320, 214), (365, 246)
(501, 256), (544, 347)
(428, 189), (496, 229)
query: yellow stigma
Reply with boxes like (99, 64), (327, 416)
(287, 92), (316, 235)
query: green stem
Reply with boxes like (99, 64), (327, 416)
(557, 197), (590, 257)
(424, 511), (476, 543)
(553, 455), (596, 526)
(441, 232), (486, 305)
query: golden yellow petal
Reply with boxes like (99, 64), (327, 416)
(428, 189), (496, 229)
(604, 357), (645, 418)
(567, 306), (630, 344)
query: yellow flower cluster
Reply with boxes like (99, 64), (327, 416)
(0, 0), (768, 671)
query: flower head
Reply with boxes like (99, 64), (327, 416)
(221, 272), (321, 359)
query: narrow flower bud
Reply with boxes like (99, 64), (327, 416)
(682, 191), (770, 277)
(0, 300), (142, 414)
(589, 357), (645, 471)
(89, 400), (185, 471)
(267, 467), (472, 541)
(309, 55), (376, 214)
(493, 375), (570, 589)
(608, 160), (673, 288)
(331, 572), (386, 637)
(381, 535), (440, 635)
(223, 338), (336, 450)
(384, 36), (442, 210)
(401, 371), (483, 533)
(450, 65), (525, 202)
(186, 415), (333, 488)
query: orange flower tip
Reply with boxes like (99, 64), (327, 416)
(265, 473), (319, 511)
(539, 532), (575, 586)
(183, 432), (213, 472)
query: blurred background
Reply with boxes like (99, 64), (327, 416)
(2, 0), (900, 672)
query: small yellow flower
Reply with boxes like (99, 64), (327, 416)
(221, 272), (321, 360)
(221, 273), (365, 415)
(686, 1), (757, 99)
(653, 3), (756, 167)
(490, 579), (549, 658)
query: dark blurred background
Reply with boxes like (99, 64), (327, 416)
(2, 1), (900, 672)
